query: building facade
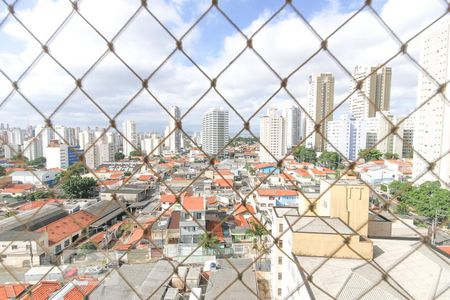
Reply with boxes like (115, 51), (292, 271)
(259, 108), (286, 162)
(349, 65), (392, 120)
(413, 19), (450, 186)
(201, 108), (229, 156)
(305, 73), (335, 152)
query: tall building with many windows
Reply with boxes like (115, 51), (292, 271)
(327, 115), (364, 161)
(260, 108), (286, 162)
(122, 120), (137, 157)
(305, 73), (335, 152)
(284, 105), (303, 150)
(168, 106), (181, 153)
(201, 108), (229, 156)
(413, 19), (450, 186)
(349, 66), (392, 120)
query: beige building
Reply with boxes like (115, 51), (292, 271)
(0, 231), (49, 267)
(305, 73), (334, 152)
(349, 65), (392, 120)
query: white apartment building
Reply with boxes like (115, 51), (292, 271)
(54, 125), (76, 146)
(168, 106), (181, 153)
(305, 73), (335, 152)
(326, 115), (364, 161)
(78, 129), (94, 150)
(413, 18), (450, 186)
(23, 138), (43, 161)
(260, 108), (286, 162)
(45, 142), (69, 169)
(363, 111), (403, 157)
(201, 107), (229, 156)
(122, 120), (138, 156)
(34, 125), (53, 156)
(84, 141), (114, 169)
(284, 105), (303, 150)
(106, 131), (120, 154)
(349, 66), (392, 120)
(142, 134), (162, 156)
(401, 116), (414, 159)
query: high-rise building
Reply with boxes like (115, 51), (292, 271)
(201, 108), (229, 156)
(45, 141), (80, 169)
(413, 19), (450, 186)
(284, 105), (303, 150)
(327, 115), (364, 161)
(305, 73), (335, 152)
(78, 130), (94, 150)
(23, 138), (43, 161)
(260, 108), (286, 162)
(54, 125), (76, 146)
(35, 125), (53, 157)
(349, 66), (392, 120)
(362, 111), (403, 156)
(142, 134), (162, 156)
(401, 116), (414, 159)
(168, 106), (181, 153)
(122, 120), (137, 157)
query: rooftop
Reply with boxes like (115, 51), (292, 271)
(256, 189), (299, 197)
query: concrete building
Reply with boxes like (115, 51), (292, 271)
(78, 129), (94, 151)
(34, 125), (53, 156)
(179, 196), (206, 244)
(202, 108), (229, 156)
(284, 105), (303, 149)
(10, 170), (58, 186)
(122, 120), (138, 157)
(259, 108), (286, 162)
(401, 115), (414, 159)
(54, 125), (76, 146)
(141, 133), (162, 156)
(168, 106), (181, 153)
(23, 137), (43, 161)
(362, 111), (403, 157)
(0, 231), (48, 267)
(305, 73), (335, 151)
(349, 65), (392, 120)
(45, 141), (80, 169)
(413, 18), (450, 186)
(326, 115), (364, 161)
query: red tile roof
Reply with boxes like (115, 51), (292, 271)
(35, 211), (97, 245)
(88, 231), (106, 244)
(256, 189), (298, 197)
(1, 183), (34, 194)
(254, 163), (275, 169)
(160, 194), (177, 203)
(214, 179), (233, 188)
(17, 199), (64, 211)
(138, 175), (153, 181)
(438, 245), (450, 255)
(19, 281), (61, 300)
(182, 196), (205, 211)
(280, 173), (295, 181)
(294, 169), (310, 177)
(62, 278), (98, 300)
(206, 221), (224, 243)
(207, 196), (217, 205)
(0, 284), (29, 299)
(234, 203), (256, 215)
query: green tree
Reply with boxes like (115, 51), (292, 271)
(129, 150), (141, 157)
(57, 162), (88, 183)
(114, 152), (125, 161)
(80, 241), (97, 251)
(25, 190), (51, 201)
(402, 181), (450, 221)
(388, 180), (412, 199)
(0, 166), (5, 177)
(246, 221), (268, 269)
(318, 151), (340, 169)
(124, 171), (132, 177)
(358, 148), (383, 161)
(4, 210), (17, 218)
(395, 202), (409, 215)
(384, 152), (399, 159)
(198, 232), (220, 251)
(293, 145), (317, 163)
(61, 176), (97, 199)
(27, 157), (46, 168)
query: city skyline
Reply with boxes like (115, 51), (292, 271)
(0, 0), (446, 133)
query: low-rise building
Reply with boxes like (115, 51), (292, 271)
(0, 231), (48, 267)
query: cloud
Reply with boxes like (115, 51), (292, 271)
(0, 0), (447, 135)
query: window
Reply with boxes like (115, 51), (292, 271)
(278, 223), (283, 232)
(26, 245), (31, 251)
(278, 256), (283, 264)
(278, 239), (283, 248)
(64, 240), (70, 247)
(278, 288), (282, 296)
(55, 245), (62, 253)
(278, 272), (282, 280)
(11, 245), (18, 250)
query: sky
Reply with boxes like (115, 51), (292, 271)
(0, 0), (447, 137)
